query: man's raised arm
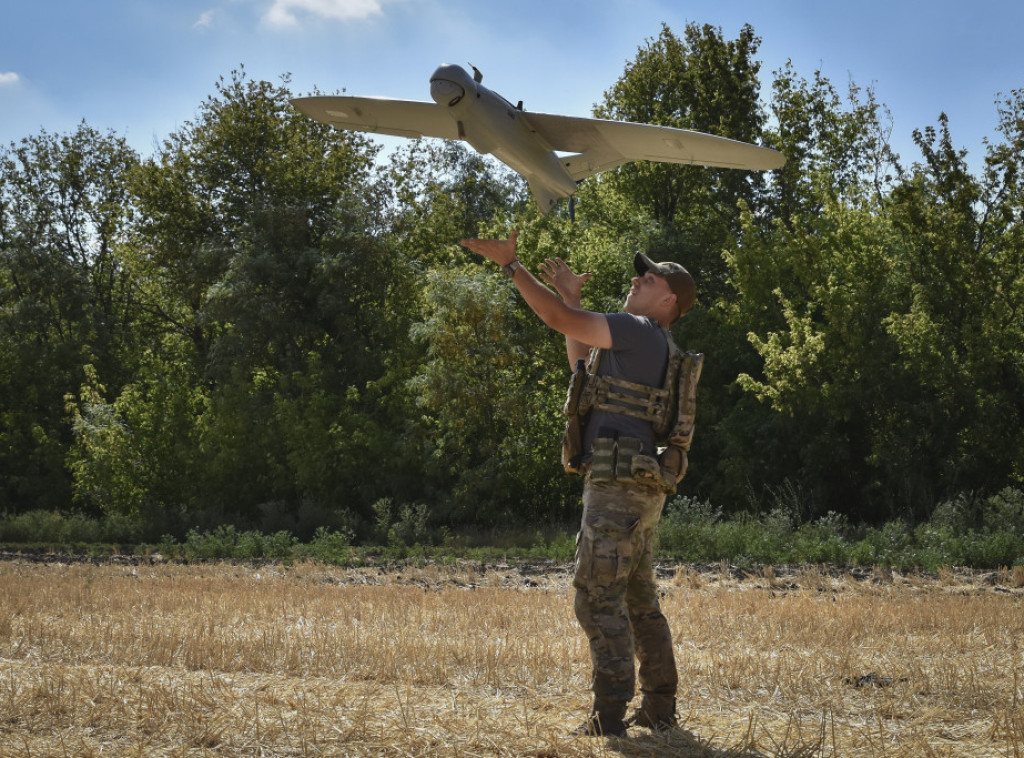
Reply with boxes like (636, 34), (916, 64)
(460, 232), (611, 363)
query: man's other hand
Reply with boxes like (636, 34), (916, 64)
(460, 231), (520, 267)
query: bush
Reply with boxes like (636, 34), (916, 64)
(982, 487), (1024, 536)
(388, 502), (432, 547)
(183, 525), (239, 561)
(178, 526), (297, 562)
(0, 510), (102, 545)
(791, 512), (851, 564)
(707, 516), (764, 563)
(264, 530), (297, 561)
(657, 496), (722, 559)
(849, 521), (913, 568)
(523, 529), (577, 562)
(5, 487), (1024, 570)
(234, 530), (267, 559)
(298, 526), (354, 564)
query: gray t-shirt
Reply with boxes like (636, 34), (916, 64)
(580, 313), (669, 459)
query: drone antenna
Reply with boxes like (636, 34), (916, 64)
(469, 64), (483, 83)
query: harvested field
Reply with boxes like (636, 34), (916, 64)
(1, 558), (1023, 756)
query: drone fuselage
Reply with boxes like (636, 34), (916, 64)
(428, 64), (576, 208)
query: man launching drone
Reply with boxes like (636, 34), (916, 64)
(461, 231), (703, 737)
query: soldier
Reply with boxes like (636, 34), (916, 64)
(460, 231), (697, 737)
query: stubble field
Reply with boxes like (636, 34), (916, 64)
(1, 558), (1023, 757)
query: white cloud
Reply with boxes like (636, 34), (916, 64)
(194, 10), (216, 29)
(0, 72), (20, 86)
(263, 0), (384, 28)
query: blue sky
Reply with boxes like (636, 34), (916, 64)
(2, 0), (1022, 174)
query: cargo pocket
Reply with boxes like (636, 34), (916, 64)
(574, 513), (640, 590)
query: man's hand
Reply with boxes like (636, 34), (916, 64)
(460, 231), (520, 267)
(540, 257), (593, 307)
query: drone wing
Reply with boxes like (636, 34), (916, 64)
(522, 112), (785, 181)
(290, 96), (461, 141)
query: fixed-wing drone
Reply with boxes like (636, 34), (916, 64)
(291, 64), (785, 214)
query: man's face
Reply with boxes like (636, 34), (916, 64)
(624, 270), (674, 317)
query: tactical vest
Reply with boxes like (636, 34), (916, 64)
(561, 329), (704, 490)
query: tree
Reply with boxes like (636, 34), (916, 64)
(719, 81), (1024, 521)
(881, 111), (1024, 511)
(127, 68), (380, 357)
(766, 62), (901, 223)
(384, 139), (528, 265)
(726, 198), (913, 520)
(407, 262), (572, 525)
(69, 70), (414, 531)
(595, 22), (770, 302)
(0, 124), (139, 511)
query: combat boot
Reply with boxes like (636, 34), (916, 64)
(570, 696), (628, 738)
(569, 712), (627, 738)
(627, 697), (677, 731)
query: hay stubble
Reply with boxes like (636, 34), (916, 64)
(1, 560), (1022, 756)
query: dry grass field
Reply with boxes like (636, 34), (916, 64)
(1, 558), (1023, 757)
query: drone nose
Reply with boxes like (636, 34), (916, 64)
(430, 78), (465, 107)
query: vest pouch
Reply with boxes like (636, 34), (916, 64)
(590, 437), (616, 482)
(561, 356), (595, 475)
(562, 358), (588, 417)
(630, 453), (664, 488)
(658, 444), (688, 484)
(589, 437), (669, 490)
(615, 437), (642, 479)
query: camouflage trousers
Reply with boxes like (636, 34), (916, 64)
(573, 477), (678, 723)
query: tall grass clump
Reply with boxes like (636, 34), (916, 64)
(179, 525), (297, 562)
(0, 508), (154, 547)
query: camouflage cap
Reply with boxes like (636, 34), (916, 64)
(633, 253), (697, 320)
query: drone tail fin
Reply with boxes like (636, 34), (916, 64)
(527, 178), (568, 216)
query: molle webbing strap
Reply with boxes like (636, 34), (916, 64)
(589, 375), (672, 425)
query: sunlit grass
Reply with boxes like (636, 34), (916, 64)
(1, 560), (1022, 756)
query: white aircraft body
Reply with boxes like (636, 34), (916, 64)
(291, 64), (785, 213)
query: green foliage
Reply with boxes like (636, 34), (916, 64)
(654, 489), (1024, 570)
(791, 512), (851, 565)
(388, 502), (432, 547)
(4, 488), (1024, 571)
(0, 510), (102, 546)
(407, 264), (572, 525)
(385, 140), (528, 260)
(529, 530), (577, 562)
(847, 521), (912, 568)
(716, 67), (1024, 521)
(656, 496), (722, 560)
(0, 508), (154, 545)
(0, 124), (140, 511)
(181, 525), (297, 562)
(67, 352), (205, 519)
(982, 488), (1024, 535)
(61, 69), (424, 530)
(298, 526), (355, 564)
